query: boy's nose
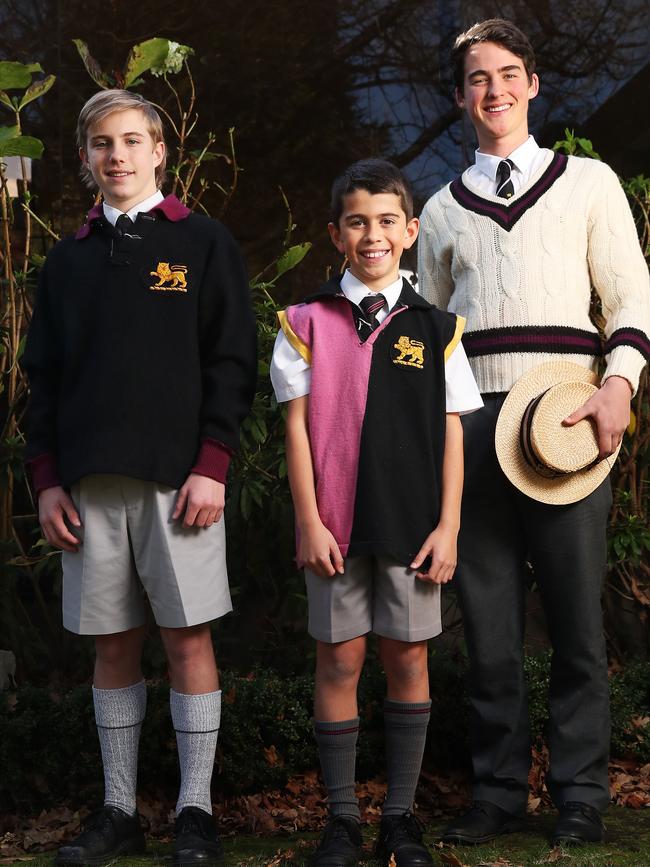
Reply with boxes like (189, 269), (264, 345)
(486, 77), (503, 97)
(364, 223), (383, 241)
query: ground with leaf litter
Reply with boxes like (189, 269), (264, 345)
(3, 761), (650, 865)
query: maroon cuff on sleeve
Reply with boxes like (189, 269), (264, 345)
(191, 438), (234, 484)
(28, 452), (61, 494)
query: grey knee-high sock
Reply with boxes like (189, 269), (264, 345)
(93, 680), (146, 816)
(383, 699), (431, 816)
(170, 688), (221, 815)
(314, 718), (361, 820)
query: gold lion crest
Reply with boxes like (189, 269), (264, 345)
(150, 262), (188, 292)
(392, 336), (425, 368)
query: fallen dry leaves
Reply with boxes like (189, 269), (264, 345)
(609, 758), (650, 807)
(3, 756), (650, 859)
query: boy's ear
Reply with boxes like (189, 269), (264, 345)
(402, 217), (419, 250)
(455, 87), (465, 109)
(152, 140), (165, 167)
(79, 146), (88, 166)
(328, 221), (345, 253)
(528, 73), (540, 100)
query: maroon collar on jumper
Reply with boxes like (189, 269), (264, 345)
(75, 194), (191, 240)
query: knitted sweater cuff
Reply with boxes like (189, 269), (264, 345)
(603, 345), (648, 397)
(28, 452), (61, 494)
(191, 438), (233, 484)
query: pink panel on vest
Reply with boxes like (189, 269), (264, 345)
(287, 299), (403, 560)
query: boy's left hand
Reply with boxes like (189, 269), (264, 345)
(563, 375), (632, 459)
(173, 473), (225, 528)
(410, 524), (458, 584)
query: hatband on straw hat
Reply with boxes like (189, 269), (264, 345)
(495, 361), (621, 505)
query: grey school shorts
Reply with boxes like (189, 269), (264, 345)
(305, 554), (441, 644)
(62, 474), (232, 635)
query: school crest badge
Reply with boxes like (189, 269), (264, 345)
(149, 262), (188, 292)
(392, 335), (425, 369)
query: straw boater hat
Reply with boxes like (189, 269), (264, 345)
(495, 361), (622, 505)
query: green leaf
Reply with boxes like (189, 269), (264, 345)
(72, 39), (114, 89)
(0, 125), (19, 142)
(18, 74), (56, 110)
(0, 90), (14, 111)
(123, 38), (171, 88)
(0, 135), (44, 159)
(0, 61), (38, 90)
(275, 242), (312, 279)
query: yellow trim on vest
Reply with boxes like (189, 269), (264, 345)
(278, 310), (312, 366)
(444, 314), (465, 362)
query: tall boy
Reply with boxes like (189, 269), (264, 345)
(418, 19), (650, 846)
(23, 89), (256, 865)
(271, 159), (482, 867)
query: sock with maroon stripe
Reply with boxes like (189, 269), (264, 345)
(313, 717), (361, 820)
(383, 698), (431, 815)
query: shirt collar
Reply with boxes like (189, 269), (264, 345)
(474, 135), (540, 182)
(102, 190), (164, 226)
(340, 269), (404, 312)
(75, 193), (192, 239)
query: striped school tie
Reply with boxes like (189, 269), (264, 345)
(356, 293), (387, 342)
(496, 159), (515, 199)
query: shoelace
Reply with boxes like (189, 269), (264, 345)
(319, 817), (358, 844)
(74, 808), (117, 841)
(177, 810), (205, 835)
(383, 811), (425, 844)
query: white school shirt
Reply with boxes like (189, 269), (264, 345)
(270, 269), (483, 413)
(465, 135), (552, 195)
(102, 190), (165, 225)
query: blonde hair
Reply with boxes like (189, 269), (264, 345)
(76, 89), (167, 189)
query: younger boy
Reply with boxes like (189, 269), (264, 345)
(23, 89), (256, 865)
(270, 159), (482, 867)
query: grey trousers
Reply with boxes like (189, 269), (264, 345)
(457, 395), (611, 815)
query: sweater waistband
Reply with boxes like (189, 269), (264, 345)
(463, 326), (602, 358)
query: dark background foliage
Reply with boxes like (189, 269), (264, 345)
(0, 1), (648, 692)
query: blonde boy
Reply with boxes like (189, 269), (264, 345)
(24, 90), (256, 865)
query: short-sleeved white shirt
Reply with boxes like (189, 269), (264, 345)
(270, 270), (483, 414)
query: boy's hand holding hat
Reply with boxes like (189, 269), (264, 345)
(495, 360), (623, 505)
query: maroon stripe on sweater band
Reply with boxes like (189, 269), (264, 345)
(462, 326), (602, 358)
(605, 328), (650, 362)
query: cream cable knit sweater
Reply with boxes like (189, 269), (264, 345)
(418, 152), (650, 394)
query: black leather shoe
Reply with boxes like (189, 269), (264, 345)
(173, 807), (224, 866)
(551, 802), (604, 846)
(375, 812), (433, 867)
(442, 801), (523, 844)
(310, 816), (362, 867)
(55, 805), (146, 866)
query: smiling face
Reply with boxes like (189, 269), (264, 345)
(80, 108), (165, 211)
(328, 190), (419, 292)
(456, 41), (539, 157)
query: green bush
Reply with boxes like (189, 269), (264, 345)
(3, 655), (650, 814)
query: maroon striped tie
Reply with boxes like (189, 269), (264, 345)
(357, 293), (387, 342)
